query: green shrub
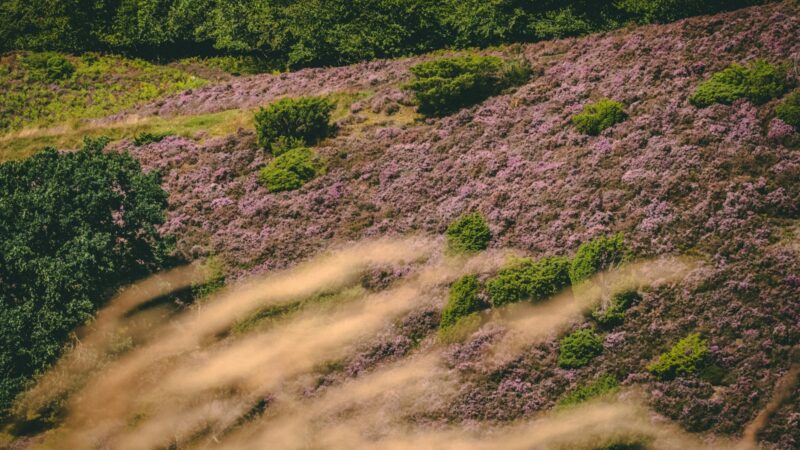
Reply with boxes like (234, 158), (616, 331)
(0, 137), (172, 412)
(572, 98), (627, 135)
(689, 60), (788, 108)
(133, 131), (170, 147)
(22, 52), (75, 81)
(254, 96), (335, 154)
(647, 333), (709, 379)
(569, 234), (629, 285)
(405, 55), (532, 117)
(557, 374), (620, 408)
(486, 256), (571, 307)
(440, 275), (485, 330)
(776, 90), (800, 130)
(438, 313), (483, 344)
(258, 147), (322, 193)
(558, 328), (603, 368)
(446, 212), (492, 254)
(592, 290), (641, 328)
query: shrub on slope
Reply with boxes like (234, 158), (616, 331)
(259, 147), (323, 193)
(569, 234), (629, 285)
(572, 99), (627, 135)
(254, 96), (335, 155)
(440, 275), (485, 331)
(558, 328), (603, 368)
(0, 137), (172, 412)
(486, 256), (571, 307)
(648, 333), (709, 379)
(446, 212), (492, 254)
(775, 90), (800, 130)
(689, 59), (788, 107)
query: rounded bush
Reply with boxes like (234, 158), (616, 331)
(406, 55), (532, 117)
(558, 328), (603, 368)
(775, 90), (800, 131)
(486, 256), (571, 307)
(647, 333), (709, 380)
(258, 147), (322, 193)
(569, 233), (628, 285)
(572, 98), (627, 135)
(446, 212), (491, 253)
(689, 60), (787, 108)
(592, 289), (641, 328)
(254, 96), (335, 153)
(440, 275), (485, 330)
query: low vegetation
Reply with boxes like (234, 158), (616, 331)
(572, 99), (627, 135)
(440, 275), (485, 331)
(689, 59), (788, 108)
(258, 147), (323, 193)
(0, 137), (172, 412)
(133, 131), (171, 147)
(558, 328), (604, 368)
(569, 234), (629, 285)
(254, 96), (335, 155)
(592, 290), (641, 329)
(405, 56), (532, 117)
(445, 212), (492, 254)
(647, 333), (709, 379)
(557, 374), (620, 408)
(486, 256), (571, 307)
(0, 52), (206, 134)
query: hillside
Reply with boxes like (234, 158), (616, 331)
(1, 1), (800, 449)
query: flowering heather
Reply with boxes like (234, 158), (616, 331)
(123, 2), (800, 446)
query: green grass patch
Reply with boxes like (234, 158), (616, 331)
(557, 374), (620, 408)
(572, 98), (627, 135)
(0, 52), (207, 134)
(647, 333), (709, 379)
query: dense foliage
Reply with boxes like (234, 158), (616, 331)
(557, 328), (603, 368)
(569, 234), (628, 285)
(689, 59), (788, 107)
(445, 212), (492, 253)
(133, 131), (171, 146)
(440, 275), (484, 331)
(258, 147), (322, 192)
(0, 1), (766, 69)
(647, 333), (709, 379)
(557, 374), (620, 408)
(572, 99), (627, 135)
(775, 90), (800, 130)
(254, 96), (335, 155)
(486, 256), (571, 307)
(405, 56), (531, 117)
(0, 138), (172, 412)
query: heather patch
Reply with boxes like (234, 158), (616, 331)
(592, 290), (641, 329)
(557, 374), (620, 408)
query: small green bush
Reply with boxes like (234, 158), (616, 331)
(133, 131), (170, 147)
(557, 374), (620, 408)
(592, 290), (641, 328)
(405, 55), (532, 117)
(254, 96), (335, 153)
(647, 333), (709, 379)
(776, 90), (800, 130)
(438, 313), (483, 344)
(22, 52), (75, 81)
(446, 212), (492, 253)
(440, 275), (485, 330)
(689, 60), (788, 108)
(569, 233), (629, 285)
(572, 98), (627, 135)
(258, 147), (322, 193)
(486, 256), (571, 307)
(558, 328), (603, 368)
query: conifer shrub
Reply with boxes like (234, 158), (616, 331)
(440, 275), (485, 330)
(133, 131), (170, 147)
(592, 290), (641, 328)
(775, 90), (800, 130)
(405, 55), (532, 117)
(258, 147), (322, 193)
(572, 98), (627, 135)
(569, 234), (629, 285)
(558, 328), (603, 368)
(254, 96), (335, 154)
(647, 333), (709, 379)
(557, 374), (620, 408)
(689, 59), (788, 108)
(486, 256), (571, 307)
(22, 52), (75, 81)
(446, 212), (492, 254)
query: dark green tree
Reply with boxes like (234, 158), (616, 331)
(0, 137), (173, 412)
